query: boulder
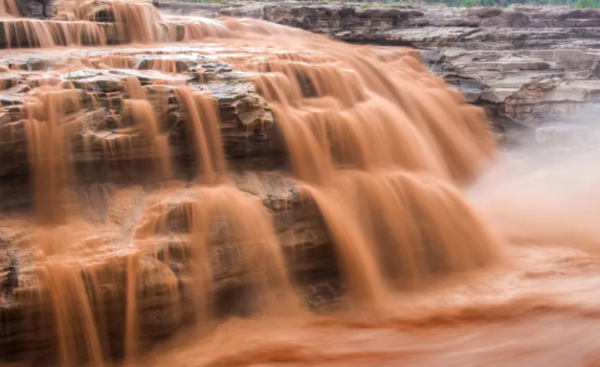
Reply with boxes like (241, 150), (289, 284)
(14, 0), (50, 18)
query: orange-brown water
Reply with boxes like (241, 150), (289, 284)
(0, 0), (18, 17)
(1, 1), (599, 367)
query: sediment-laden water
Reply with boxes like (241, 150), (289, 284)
(1, 1), (599, 366)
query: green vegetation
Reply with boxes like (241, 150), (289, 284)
(161, 0), (600, 8)
(456, 0), (475, 6)
(160, 0), (226, 3)
(441, 0), (575, 6)
(444, 0), (581, 6)
(573, 0), (600, 8)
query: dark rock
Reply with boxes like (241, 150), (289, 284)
(14, 0), (51, 18)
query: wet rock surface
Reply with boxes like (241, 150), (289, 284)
(421, 48), (600, 144)
(152, 1), (600, 144)
(0, 1), (593, 365)
(254, 3), (600, 144)
(0, 47), (282, 178)
(0, 171), (339, 364)
(0, 35), (348, 363)
(12, 0), (50, 18)
(7, 1), (600, 143)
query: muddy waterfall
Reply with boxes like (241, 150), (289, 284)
(1, 1), (599, 367)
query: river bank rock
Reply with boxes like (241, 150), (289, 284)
(152, 1), (600, 143)
(0, 41), (353, 364)
(7, 0), (600, 141)
(255, 3), (600, 144)
(0, 2), (591, 364)
(0, 38), (343, 356)
(0, 171), (340, 364)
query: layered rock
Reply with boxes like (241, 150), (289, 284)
(0, 1), (582, 365)
(253, 4), (600, 144)
(421, 48), (600, 143)
(152, 1), (600, 144)
(250, 4), (600, 50)
(0, 39), (345, 364)
(6, 0), (600, 141)
(0, 171), (340, 364)
(0, 47), (280, 178)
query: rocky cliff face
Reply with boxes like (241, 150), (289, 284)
(154, 1), (600, 145)
(258, 5), (600, 48)
(259, 3), (600, 145)
(0, 1), (595, 364)
(12, 0), (50, 18)
(0, 26), (341, 365)
(11, 0), (600, 143)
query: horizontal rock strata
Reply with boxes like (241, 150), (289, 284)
(0, 39), (341, 364)
(257, 3), (600, 144)
(1, 1), (592, 364)
(153, 1), (600, 145)
(0, 46), (282, 179)
(0, 171), (341, 364)
(7, 0), (599, 143)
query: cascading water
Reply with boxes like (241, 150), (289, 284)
(0, 0), (18, 17)
(123, 76), (173, 181)
(1, 1), (599, 367)
(24, 86), (81, 223)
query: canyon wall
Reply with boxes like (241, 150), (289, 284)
(0, 0), (590, 365)
(13, 0), (600, 143)
(156, 1), (600, 145)
(1, 1), (498, 364)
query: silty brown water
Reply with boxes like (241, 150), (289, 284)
(1, 1), (599, 366)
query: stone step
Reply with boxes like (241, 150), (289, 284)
(0, 170), (339, 364)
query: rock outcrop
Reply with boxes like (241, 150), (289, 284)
(255, 5), (600, 49)
(0, 170), (339, 364)
(0, 22), (342, 364)
(13, 0), (50, 18)
(256, 3), (600, 144)
(0, 1), (592, 364)
(8, 0), (600, 141)
(421, 48), (600, 143)
(153, 1), (600, 144)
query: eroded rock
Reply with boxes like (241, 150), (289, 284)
(146, 1), (600, 138)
